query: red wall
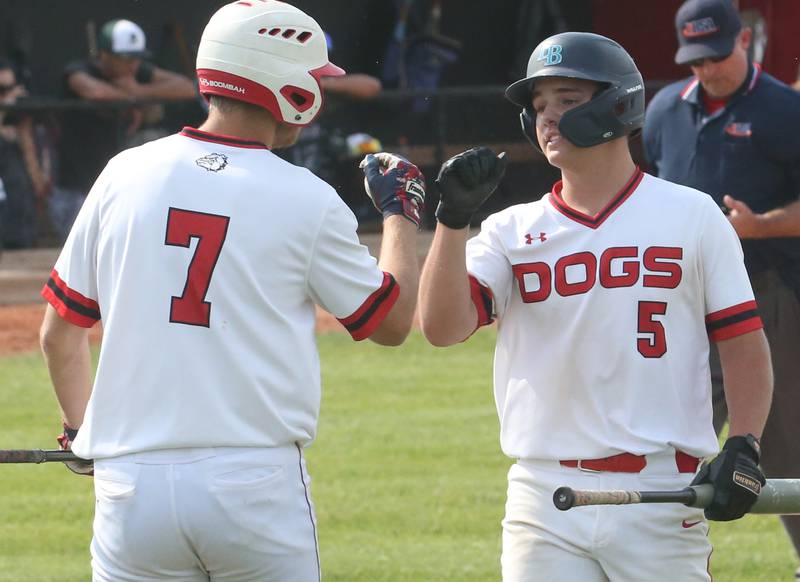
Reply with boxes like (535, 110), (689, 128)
(739, 0), (800, 83)
(592, 0), (800, 85)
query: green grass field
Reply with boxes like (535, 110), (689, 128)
(0, 330), (795, 581)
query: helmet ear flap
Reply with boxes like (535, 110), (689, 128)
(520, 108), (542, 152)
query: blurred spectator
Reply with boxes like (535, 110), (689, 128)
(0, 57), (49, 250)
(378, 0), (461, 113)
(53, 18), (196, 240)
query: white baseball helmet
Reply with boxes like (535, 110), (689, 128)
(196, 0), (345, 126)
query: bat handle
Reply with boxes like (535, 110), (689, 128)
(553, 486), (575, 511)
(553, 486), (643, 510)
(553, 485), (713, 510)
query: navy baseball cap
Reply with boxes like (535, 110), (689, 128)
(674, 0), (742, 65)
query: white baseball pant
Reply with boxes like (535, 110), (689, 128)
(502, 449), (712, 581)
(91, 445), (320, 582)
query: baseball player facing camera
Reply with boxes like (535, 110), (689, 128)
(419, 32), (773, 581)
(39, 2), (424, 581)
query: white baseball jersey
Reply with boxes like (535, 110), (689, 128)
(42, 127), (398, 459)
(466, 168), (762, 461)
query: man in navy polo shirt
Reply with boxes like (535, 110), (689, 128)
(643, 0), (800, 574)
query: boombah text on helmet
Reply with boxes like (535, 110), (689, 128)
(505, 32), (645, 149)
(196, 0), (345, 126)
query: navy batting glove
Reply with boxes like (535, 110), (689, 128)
(57, 422), (94, 477)
(360, 153), (426, 227)
(435, 147), (506, 229)
(690, 434), (764, 521)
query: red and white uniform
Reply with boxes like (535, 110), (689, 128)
(467, 168), (762, 582)
(467, 168), (762, 462)
(43, 127), (397, 460)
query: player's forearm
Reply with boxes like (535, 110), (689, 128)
(321, 74), (382, 99)
(717, 329), (773, 438)
(418, 224), (478, 346)
(370, 215), (419, 345)
(81, 83), (132, 101)
(756, 199), (800, 237)
(132, 78), (197, 100)
(40, 310), (93, 427)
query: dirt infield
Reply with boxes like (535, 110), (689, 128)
(0, 303), (346, 357)
(0, 248), (347, 356)
(0, 233), (432, 357)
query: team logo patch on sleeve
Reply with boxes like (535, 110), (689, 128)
(196, 153), (229, 172)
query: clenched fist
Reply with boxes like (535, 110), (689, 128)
(435, 147), (506, 229)
(360, 153), (426, 227)
(690, 434), (765, 521)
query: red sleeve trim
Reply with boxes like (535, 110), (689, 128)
(469, 275), (495, 330)
(706, 300), (763, 342)
(337, 272), (399, 341)
(41, 270), (101, 328)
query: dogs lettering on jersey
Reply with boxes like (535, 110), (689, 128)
(512, 246), (683, 303)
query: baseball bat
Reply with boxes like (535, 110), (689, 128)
(553, 479), (800, 515)
(0, 449), (85, 464)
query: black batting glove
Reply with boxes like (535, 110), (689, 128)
(434, 147), (507, 229)
(360, 153), (426, 227)
(57, 422), (94, 476)
(690, 434), (765, 521)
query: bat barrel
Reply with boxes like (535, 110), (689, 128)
(0, 450), (48, 463)
(0, 449), (84, 464)
(682, 482), (800, 514)
(751, 479), (800, 515)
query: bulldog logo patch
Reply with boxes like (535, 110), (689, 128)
(196, 153), (229, 172)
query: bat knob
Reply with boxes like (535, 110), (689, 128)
(553, 486), (575, 511)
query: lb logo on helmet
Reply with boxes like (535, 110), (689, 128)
(537, 45), (563, 66)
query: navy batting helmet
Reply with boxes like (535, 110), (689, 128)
(505, 32), (645, 149)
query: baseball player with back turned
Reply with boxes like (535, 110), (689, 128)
(38, 2), (426, 581)
(418, 32), (773, 581)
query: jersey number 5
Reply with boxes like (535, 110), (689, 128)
(165, 208), (230, 327)
(637, 301), (667, 358)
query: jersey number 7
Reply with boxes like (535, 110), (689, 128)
(165, 207), (230, 327)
